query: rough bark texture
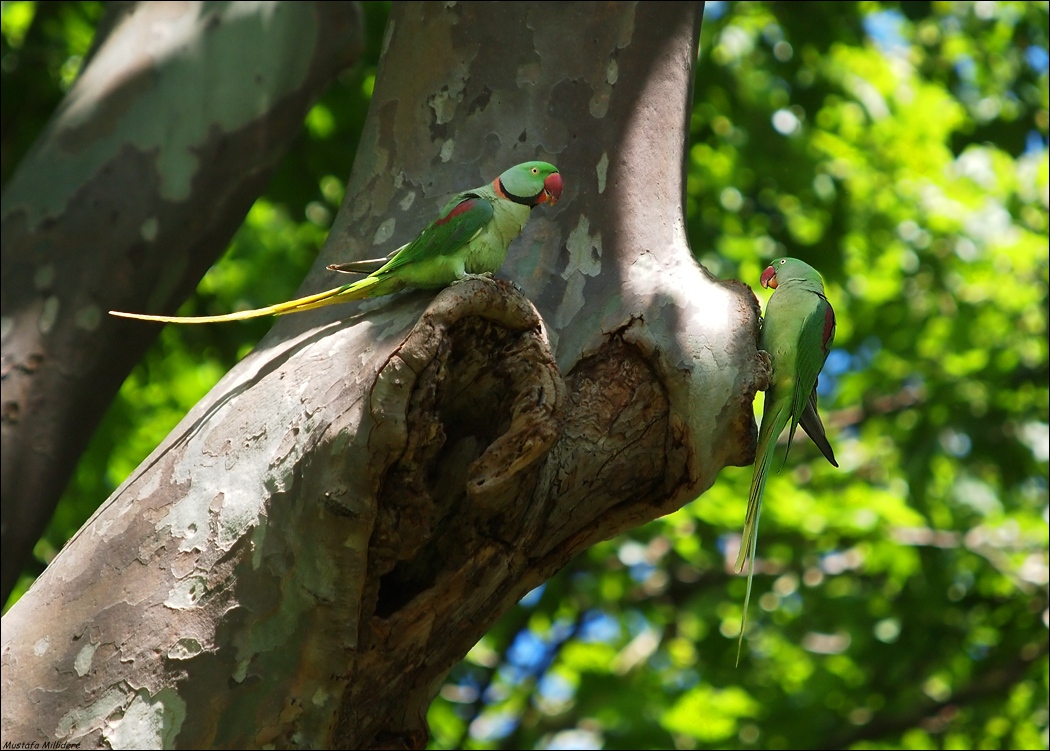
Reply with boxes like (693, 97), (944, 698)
(2, 2), (767, 748)
(0, 1), (363, 601)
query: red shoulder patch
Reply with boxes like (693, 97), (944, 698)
(823, 304), (836, 352)
(435, 198), (477, 226)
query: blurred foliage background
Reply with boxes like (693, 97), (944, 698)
(2, 1), (1047, 749)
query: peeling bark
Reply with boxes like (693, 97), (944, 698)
(1, 2), (768, 748)
(0, 1), (364, 600)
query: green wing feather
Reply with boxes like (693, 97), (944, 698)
(370, 192), (494, 275)
(781, 295), (833, 460)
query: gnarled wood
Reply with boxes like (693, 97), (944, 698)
(1, 3), (770, 748)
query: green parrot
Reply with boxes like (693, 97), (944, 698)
(736, 257), (838, 664)
(110, 161), (562, 324)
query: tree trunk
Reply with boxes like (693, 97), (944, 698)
(0, 0), (363, 601)
(2, 2), (764, 748)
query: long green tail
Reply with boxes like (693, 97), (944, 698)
(735, 402), (788, 666)
(109, 275), (387, 324)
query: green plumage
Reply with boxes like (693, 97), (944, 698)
(736, 257), (838, 665)
(110, 161), (562, 324)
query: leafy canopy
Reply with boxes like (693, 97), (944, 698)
(2, 2), (1046, 749)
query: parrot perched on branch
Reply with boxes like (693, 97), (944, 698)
(736, 257), (838, 665)
(110, 161), (562, 324)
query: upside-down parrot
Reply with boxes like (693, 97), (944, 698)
(110, 161), (562, 324)
(736, 257), (838, 664)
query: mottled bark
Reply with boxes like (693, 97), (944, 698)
(0, 1), (363, 600)
(2, 2), (765, 748)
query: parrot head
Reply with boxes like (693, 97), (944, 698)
(760, 257), (824, 290)
(497, 161), (562, 206)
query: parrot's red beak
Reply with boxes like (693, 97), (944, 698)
(760, 265), (777, 289)
(542, 172), (563, 204)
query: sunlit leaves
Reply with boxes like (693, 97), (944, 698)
(662, 685), (760, 743)
(0, 1), (35, 49)
(434, 2), (1047, 749)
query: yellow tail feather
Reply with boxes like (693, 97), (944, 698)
(109, 276), (384, 324)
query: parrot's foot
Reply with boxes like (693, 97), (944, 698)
(455, 272), (495, 282)
(451, 272), (500, 289)
(452, 273), (525, 295)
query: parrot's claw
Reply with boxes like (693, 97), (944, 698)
(453, 273), (524, 295)
(453, 272), (497, 284)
